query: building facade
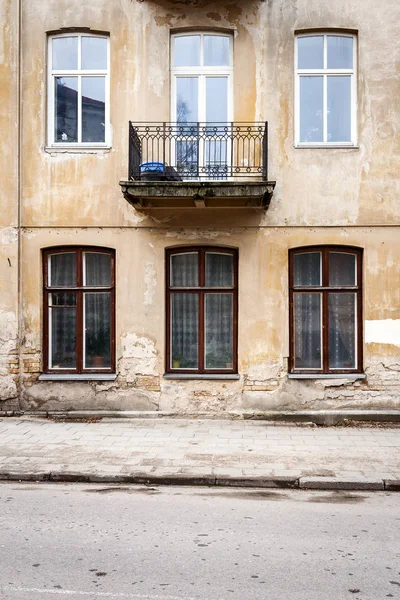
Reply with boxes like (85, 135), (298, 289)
(1, 0), (399, 415)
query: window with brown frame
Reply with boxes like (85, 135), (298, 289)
(289, 246), (363, 374)
(166, 247), (238, 374)
(43, 247), (115, 373)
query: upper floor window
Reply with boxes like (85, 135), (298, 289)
(48, 33), (110, 147)
(289, 246), (363, 375)
(43, 247), (115, 373)
(295, 33), (357, 146)
(171, 32), (233, 123)
(166, 247), (238, 375)
(171, 32), (233, 178)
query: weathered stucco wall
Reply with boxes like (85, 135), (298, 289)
(20, 227), (400, 413)
(20, 0), (400, 228)
(1, 0), (399, 413)
(0, 0), (19, 409)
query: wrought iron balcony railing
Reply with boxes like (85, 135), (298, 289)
(128, 122), (269, 182)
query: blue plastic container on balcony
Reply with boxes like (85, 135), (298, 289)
(140, 162), (165, 181)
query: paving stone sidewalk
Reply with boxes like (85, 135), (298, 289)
(0, 417), (399, 490)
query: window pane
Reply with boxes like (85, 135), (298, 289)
(52, 36), (78, 70)
(174, 36), (200, 67)
(206, 253), (234, 287)
(327, 36), (353, 69)
(84, 292), (111, 369)
(297, 36), (323, 69)
(170, 253), (198, 287)
(82, 77), (105, 143)
(293, 252), (321, 286)
(299, 76), (323, 143)
(82, 36), (107, 70)
(327, 76), (351, 142)
(171, 294), (199, 369)
(49, 252), (77, 287)
(329, 293), (356, 369)
(50, 307), (76, 369)
(204, 36), (230, 66)
(55, 77), (78, 143)
(84, 253), (112, 286)
(294, 293), (322, 369)
(205, 294), (233, 369)
(329, 252), (357, 286)
(176, 78), (198, 123)
(50, 293), (76, 306)
(206, 77), (228, 122)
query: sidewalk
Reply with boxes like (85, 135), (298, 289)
(0, 417), (399, 491)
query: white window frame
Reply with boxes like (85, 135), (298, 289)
(47, 32), (111, 148)
(171, 32), (234, 124)
(294, 32), (357, 148)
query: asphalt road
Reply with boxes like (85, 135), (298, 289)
(0, 483), (399, 600)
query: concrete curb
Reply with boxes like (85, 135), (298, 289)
(0, 471), (398, 491)
(2, 409), (400, 425)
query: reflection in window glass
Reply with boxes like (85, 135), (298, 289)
(293, 252), (321, 287)
(299, 77), (323, 143)
(327, 76), (351, 142)
(327, 36), (353, 69)
(82, 36), (107, 70)
(174, 36), (201, 67)
(204, 36), (230, 66)
(52, 36), (78, 70)
(82, 77), (105, 143)
(55, 77), (78, 143)
(176, 78), (198, 123)
(297, 36), (323, 69)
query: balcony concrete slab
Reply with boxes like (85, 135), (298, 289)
(120, 180), (276, 210)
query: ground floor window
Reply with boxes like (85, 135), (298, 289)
(289, 246), (363, 374)
(43, 247), (115, 373)
(166, 247), (238, 374)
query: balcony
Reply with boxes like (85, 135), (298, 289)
(120, 122), (275, 210)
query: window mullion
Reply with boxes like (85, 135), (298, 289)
(199, 291), (205, 373)
(323, 74), (328, 143)
(77, 290), (83, 373)
(77, 76), (82, 144)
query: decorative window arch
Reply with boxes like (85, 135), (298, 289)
(47, 32), (110, 147)
(166, 247), (238, 374)
(43, 247), (115, 373)
(289, 246), (363, 374)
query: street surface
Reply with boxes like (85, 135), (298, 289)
(0, 484), (399, 600)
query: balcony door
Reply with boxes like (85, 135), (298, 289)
(171, 33), (233, 179)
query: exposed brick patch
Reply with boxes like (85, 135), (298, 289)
(135, 375), (161, 392)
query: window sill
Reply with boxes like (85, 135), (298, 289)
(39, 374), (117, 381)
(164, 373), (240, 381)
(294, 144), (359, 150)
(44, 146), (112, 155)
(288, 373), (366, 380)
